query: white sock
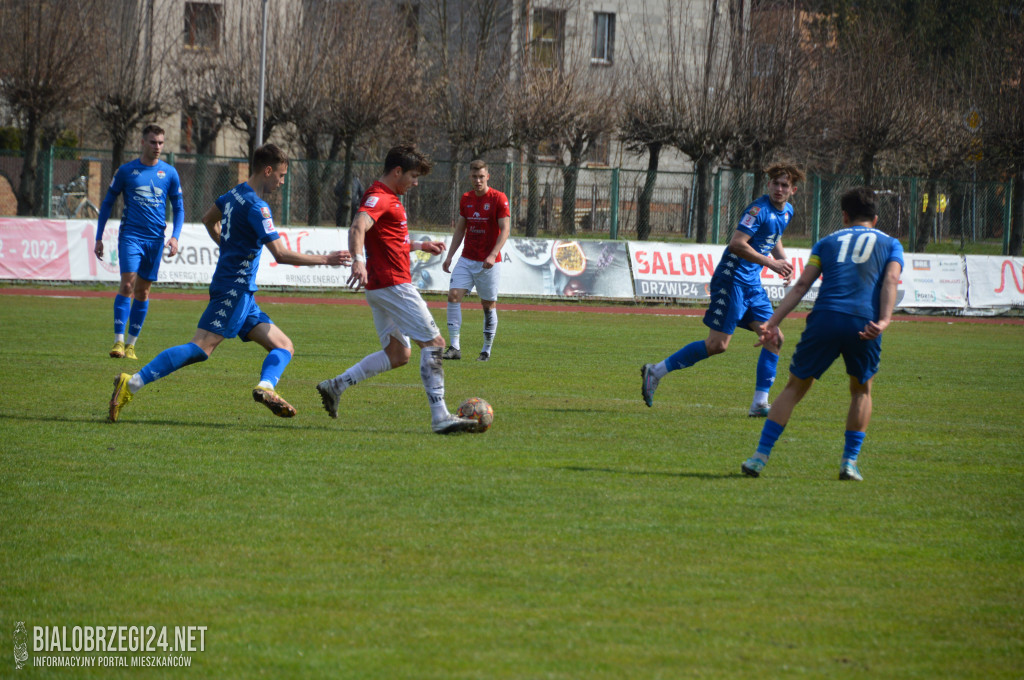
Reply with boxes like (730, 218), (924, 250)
(334, 350), (392, 392)
(482, 308), (497, 354)
(257, 380), (274, 391)
(128, 374), (144, 394)
(652, 361), (669, 379)
(446, 302), (462, 349)
(126, 334), (139, 346)
(420, 346), (449, 421)
(114, 333), (125, 343)
(752, 390), (770, 408)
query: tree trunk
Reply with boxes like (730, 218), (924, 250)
(916, 178), (938, 252)
(305, 141), (323, 226)
(447, 143), (462, 228)
(860, 150), (875, 186)
(526, 147), (539, 237)
(694, 157), (712, 243)
(337, 136), (356, 227)
(16, 112), (40, 216)
(751, 166), (764, 202)
(1011, 167), (1024, 257)
(638, 141), (661, 241)
(561, 163), (579, 235)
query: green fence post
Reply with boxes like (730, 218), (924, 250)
(610, 167), (619, 239)
(712, 170), (722, 244)
(1003, 177), (1013, 256)
(908, 177), (918, 252)
(811, 174), (822, 242)
(281, 168), (291, 226)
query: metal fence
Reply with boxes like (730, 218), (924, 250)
(0, 147), (1013, 252)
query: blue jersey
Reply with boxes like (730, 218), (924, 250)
(713, 195), (793, 287)
(97, 159), (184, 242)
(211, 182), (280, 293)
(809, 226), (904, 319)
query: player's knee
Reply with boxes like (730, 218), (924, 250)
(277, 338), (295, 355)
(706, 339), (728, 355)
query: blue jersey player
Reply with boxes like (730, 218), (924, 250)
(742, 187), (904, 481)
(95, 124), (185, 361)
(107, 144), (350, 422)
(641, 163), (805, 416)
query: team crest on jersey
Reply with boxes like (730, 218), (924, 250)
(484, 203), (490, 210)
(157, 170), (165, 179)
(364, 196), (379, 208)
(260, 206), (272, 218)
(749, 207), (760, 216)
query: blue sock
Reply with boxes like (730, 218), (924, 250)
(138, 342), (208, 385)
(843, 430), (866, 463)
(665, 340), (709, 372)
(757, 420), (786, 458)
(756, 347), (780, 393)
(128, 299), (149, 340)
(259, 348), (292, 388)
(113, 294), (131, 335)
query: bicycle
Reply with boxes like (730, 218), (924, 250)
(51, 175), (100, 219)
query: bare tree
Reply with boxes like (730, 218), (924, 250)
(0, 0), (96, 215)
(88, 0), (174, 172)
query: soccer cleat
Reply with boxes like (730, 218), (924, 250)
(431, 414), (479, 434)
(477, 351), (490, 362)
(839, 462), (864, 481)
(640, 364), (660, 407)
(748, 403), (771, 418)
(124, 344), (137, 360)
(442, 346), (461, 360)
(108, 372), (133, 422)
(316, 379), (341, 419)
(741, 456), (767, 477)
(252, 387), (297, 418)
(109, 341), (125, 358)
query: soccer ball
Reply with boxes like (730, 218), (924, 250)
(456, 397), (494, 433)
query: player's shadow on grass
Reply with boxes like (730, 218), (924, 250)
(556, 465), (736, 480)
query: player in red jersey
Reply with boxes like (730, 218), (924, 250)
(441, 160), (511, 362)
(316, 145), (479, 434)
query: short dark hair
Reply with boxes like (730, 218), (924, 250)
(384, 144), (433, 176)
(141, 124), (164, 138)
(469, 159), (488, 172)
(765, 162), (805, 186)
(840, 186), (878, 221)
(252, 144), (289, 173)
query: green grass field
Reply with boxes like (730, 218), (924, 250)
(2, 291), (1022, 678)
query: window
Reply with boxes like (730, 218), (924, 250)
(591, 12), (615, 65)
(531, 8), (564, 70)
(184, 2), (222, 51)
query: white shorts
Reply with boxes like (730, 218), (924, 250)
(365, 283), (441, 348)
(449, 258), (500, 301)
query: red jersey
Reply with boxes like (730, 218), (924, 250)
(359, 181), (412, 290)
(459, 187), (510, 262)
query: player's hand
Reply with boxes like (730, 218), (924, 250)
(858, 319), (888, 341)
(755, 325), (780, 348)
(442, 257), (453, 273)
(326, 250), (351, 266)
(419, 240), (446, 255)
(770, 258), (794, 281)
(483, 254), (497, 269)
(347, 260), (368, 290)
(94, 240), (104, 261)
(165, 237), (179, 257)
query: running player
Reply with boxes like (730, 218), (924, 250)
(641, 163), (805, 416)
(441, 159), (511, 362)
(742, 186), (904, 480)
(316, 144), (479, 434)
(95, 124), (185, 360)
(107, 144), (350, 422)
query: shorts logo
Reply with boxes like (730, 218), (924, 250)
(364, 196), (379, 208)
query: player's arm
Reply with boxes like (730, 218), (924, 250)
(411, 239), (447, 255)
(443, 217), (468, 273)
(347, 211), (373, 290)
(265, 237), (350, 267)
(756, 263), (820, 348)
(859, 260), (903, 341)
(728, 230), (793, 279)
(483, 216), (511, 269)
(94, 172), (124, 259)
(166, 172), (185, 257)
(201, 205), (222, 244)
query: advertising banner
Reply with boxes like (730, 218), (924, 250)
(897, 255), (967, 309)
(965, 255), (1024, 308)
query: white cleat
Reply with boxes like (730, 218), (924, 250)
(431, 414), (479, 434)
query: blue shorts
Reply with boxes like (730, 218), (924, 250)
(119, 235), (165, 281)
(703, 274), (773, 335)
(197, 288), (272, 341)
(789, 310), (882, 384)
